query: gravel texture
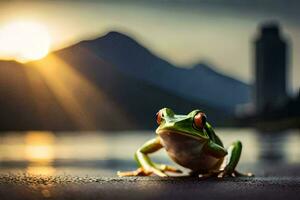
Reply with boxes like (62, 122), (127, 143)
(0, 174), (299, 200)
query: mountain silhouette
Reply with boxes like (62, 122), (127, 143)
(80, 31), (250, 112)
(0, 31), (249, 130)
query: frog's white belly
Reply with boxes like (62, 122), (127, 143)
(158, 131), (222, 172)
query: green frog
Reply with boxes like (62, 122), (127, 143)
(118, 108), (253, 178)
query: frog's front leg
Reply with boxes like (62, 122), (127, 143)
(117, 137), (181, 177)
(218, 141), (253, 178)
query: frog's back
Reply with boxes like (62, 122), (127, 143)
(159, 131), (222, 172)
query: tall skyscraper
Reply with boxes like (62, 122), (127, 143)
(254, 23), (288, 114)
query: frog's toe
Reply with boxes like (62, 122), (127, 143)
(217, 171), (226, 178)
(232, 170), (254, 177)
(215, 170), (254, 178)
(151, 167), (168, 177)
(217, 170), (236, 178)
(117, 167), (151, 177)
(158, 164), (182, 173)
(198, 173), (215, 179)
(118, 167), (168, 177)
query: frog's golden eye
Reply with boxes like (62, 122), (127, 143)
(194, 112), (207, 130)
(156, 110), (163, 125)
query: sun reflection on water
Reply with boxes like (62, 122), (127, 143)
(25, 131), (55, 175)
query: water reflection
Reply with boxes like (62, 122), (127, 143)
(24, 131), (55, 175)
(256, 130), (300, 164)
(257, 131), (287, 163)
(0, 129), (299, 176)
(25, 131), (55, 163)
(286, 133), (300, 163)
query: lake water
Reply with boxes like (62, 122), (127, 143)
(0, 129), (299, 177)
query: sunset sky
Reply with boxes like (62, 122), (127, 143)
(0, 0), (299, 93)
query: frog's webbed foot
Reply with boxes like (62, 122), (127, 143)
(214, 170), (254, 178)
(156, 164), (182, 174)
(196, 170), (253, 179)
(117, 167), (166, 177)
(231, 170), (254, 177)
(118, 165), (182, 177)
(117, 167), (151, 177)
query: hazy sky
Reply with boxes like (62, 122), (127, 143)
(0, 0), (299, 93)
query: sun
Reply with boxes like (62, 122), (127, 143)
(0, 21), (51, 63)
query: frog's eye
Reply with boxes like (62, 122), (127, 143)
(193, 112), (207, 130)
(156, 110), (163, 125)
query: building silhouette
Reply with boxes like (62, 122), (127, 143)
(254, 23), (289, 114)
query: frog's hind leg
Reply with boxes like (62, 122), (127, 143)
(218, 141), (253, 178)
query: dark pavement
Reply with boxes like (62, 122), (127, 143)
(0, 131), (299, 200)
(0, 174), (299, 200)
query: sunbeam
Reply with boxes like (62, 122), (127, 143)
(25, 52), (132, 130)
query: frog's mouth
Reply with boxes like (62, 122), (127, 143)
(156, 129), (208, 141)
